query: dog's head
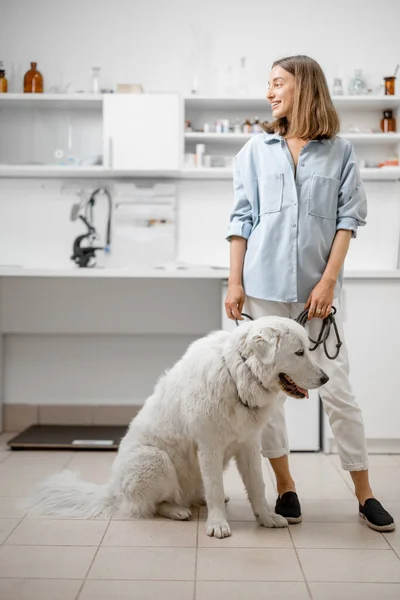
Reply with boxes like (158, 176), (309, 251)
(241, 316), (329, 398)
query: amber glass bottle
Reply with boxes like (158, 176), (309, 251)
(0, 69), (7, 93)
(381, 110), (396, 133)
(24, 62), (44, 93)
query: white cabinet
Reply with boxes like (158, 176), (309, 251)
(103, 94), (182, 171)
(338, 278), (400, 443)
(221, 284), (320, 451)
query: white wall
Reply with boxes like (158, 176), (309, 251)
(3, 0), (399, 96)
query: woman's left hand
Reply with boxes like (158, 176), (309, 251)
(305, 279), (335, 320)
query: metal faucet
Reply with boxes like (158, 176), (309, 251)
(70, 187), (112, 268)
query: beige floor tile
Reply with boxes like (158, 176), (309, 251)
(290, 522), (390, 549)
(88, 547), (196, 580)
(309, 582), (400, 600)
(298, 548), (400, 582)
(364, 468), (400, 502)
(79, 580), (194, 600)
(0, 463), (68, 496)
(0, 545), (96, 579)
(300, 500), (359, 523)
(294, 479), (354, 501)
(4, 451), (73, 468)
(196, 581), (310, 600)
(0, 452), (10, 465)
(0, 578), (82, 600)
(197, 521), (293, 548)
(6, 518), (108, 546)
(384, 527), (400, 551)
(103, 519), (197, 547)
(287, 454), (344, 482)
(199, 499), (256, 522)
(196, 548), (303, 581)
(0, 498), (26, 519)
(0, 519), (21, 544)
(393, 456), (400, 466)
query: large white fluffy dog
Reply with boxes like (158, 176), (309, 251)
(25, 316), (328, 538)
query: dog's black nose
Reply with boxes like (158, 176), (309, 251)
(320, 372), (329, 385)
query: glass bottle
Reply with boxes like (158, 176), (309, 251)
(91, 67), (101, 94)
(237, 57), (249, 96)
(384, 76), (396, 96)
(24, 62), (44, 93)
(348, 69), (367, 95)
(0, 62), (7, 93)
(332, 77), (344, 95)
(380, 110), (396, 133)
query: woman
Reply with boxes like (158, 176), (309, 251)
(224, 55), (395, 532)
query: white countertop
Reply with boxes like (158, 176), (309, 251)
(0, 266), (400, 280)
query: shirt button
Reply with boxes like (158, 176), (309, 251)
(300, 162), (305, 166)
(292, 223), (297, 227)
(294, 202), (297, 206)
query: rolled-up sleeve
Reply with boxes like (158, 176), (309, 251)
(336, 141), (367, 238)
(226, 158), (253, 241)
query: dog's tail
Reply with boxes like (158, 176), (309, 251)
(22, 470), (117, 518)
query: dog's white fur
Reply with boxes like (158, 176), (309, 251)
(24, 316), (327, 538)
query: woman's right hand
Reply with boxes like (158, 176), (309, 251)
(225, 283), (245, 320)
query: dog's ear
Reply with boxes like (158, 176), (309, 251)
(249, 327), (281, 365)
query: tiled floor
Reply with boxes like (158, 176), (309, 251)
(0, 432), (399, 600)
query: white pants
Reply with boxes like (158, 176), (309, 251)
(245, 296), (369, 472)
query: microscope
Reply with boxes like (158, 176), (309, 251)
(70, 187), (112, 268)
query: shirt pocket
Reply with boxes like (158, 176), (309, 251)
(308, 174), (340, 220)
(258, 172), (284, 214)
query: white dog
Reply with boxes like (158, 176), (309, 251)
(25, 316), (328, 538)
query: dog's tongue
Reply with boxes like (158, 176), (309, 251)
(297, 386), (309, 398)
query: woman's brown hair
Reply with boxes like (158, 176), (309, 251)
(262, 55), (340, 139)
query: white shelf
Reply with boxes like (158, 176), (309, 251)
(0, 93), (103, 109)
(0, 165), (399, 180)
(0, 165), (180, 179)
(185, 132), (254, 141)
(181, 168), (233, 179)
(343, 133), (400, 143)
(182, 167), (400, 181)
(184, 95), (400, 111)
(185, 132), (400, 143)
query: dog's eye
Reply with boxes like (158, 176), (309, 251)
(295, 349), (304, 356)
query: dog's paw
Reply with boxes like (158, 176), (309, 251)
(258, 511), (288, 528)
(206, 519), (232, 539)
(169, 507), (192, 521)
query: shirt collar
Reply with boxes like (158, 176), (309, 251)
(263, 132), (332, 145)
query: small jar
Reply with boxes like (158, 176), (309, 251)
(0, 69), (7, 93)
(384, 76), (396, 96)
(332, 77), (344, 96)
(381, 110), (396, 133)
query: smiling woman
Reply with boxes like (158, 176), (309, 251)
(224, 54), (396, 533)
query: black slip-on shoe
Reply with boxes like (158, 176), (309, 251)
(359, 498), (396, 532)
(275, 491), (302, 524)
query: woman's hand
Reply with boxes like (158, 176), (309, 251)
(225, 283), (245, 320)
(305, 278), (335, 320)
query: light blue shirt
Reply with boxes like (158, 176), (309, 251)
(226, 132), (367, 303)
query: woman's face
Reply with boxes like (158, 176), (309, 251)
(266, 66), (295, 120)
